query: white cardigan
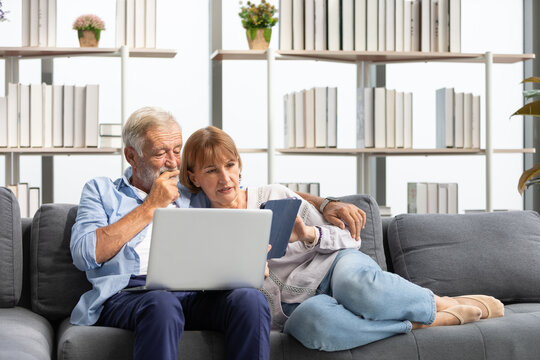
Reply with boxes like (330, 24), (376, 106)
(247, 184), (361, 329)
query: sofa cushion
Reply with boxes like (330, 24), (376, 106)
(31, 204), (91, 322)
(387, 211), (540, 302)
(0, 187), (22, 308)
(0, 306), (54, 360)
(338, 195), (385, 271)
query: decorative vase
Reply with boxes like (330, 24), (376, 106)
(78, 29), (100, 47)
(246, 28), (272, 50)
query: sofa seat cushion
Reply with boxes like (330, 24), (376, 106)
(0, 187), (22, 307)
(0, 306), (54, 360)
(387, 211), (540, 302)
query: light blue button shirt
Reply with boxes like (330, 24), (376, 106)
(69, 167), (209, 325)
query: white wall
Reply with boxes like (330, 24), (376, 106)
(0, 0), (525, 214)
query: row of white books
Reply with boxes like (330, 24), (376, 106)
(282, 182), (321, 196)
(284, 87), (338, 148)
(436, 88), (481, 149)
(99, 123), (122, 148)
(0, 83), (99, 148)
(279, 0), (460, 52)
(6, 183), (40, 218)
(407, 182), (458, 214)
(357, 88), (413, 148)
(21, 0), (57, 47)
(116, 0), (157, 48)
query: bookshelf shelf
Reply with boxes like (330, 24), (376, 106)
(211, 50), (534, 64)
(276, 148), (536, 156)
(0, 47), (177, 59)
(0, 148), (121, 155)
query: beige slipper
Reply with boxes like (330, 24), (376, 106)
(439, 305), (482, 325)
(454, 295), (505, 319)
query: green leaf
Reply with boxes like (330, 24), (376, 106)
(523, 89), (540, 99)
(93, 29), (101, 41)
(248, 28), (257, 40)
(521, 76), (540, 84)
(263, 28), (272, 42)
(510, 99), (540, 118)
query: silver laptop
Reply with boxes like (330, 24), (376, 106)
(127, 208), (272, 291)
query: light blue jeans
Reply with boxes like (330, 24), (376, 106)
(282, 249), (436, 351)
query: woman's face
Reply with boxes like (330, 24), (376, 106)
(189, 154), (242, 208)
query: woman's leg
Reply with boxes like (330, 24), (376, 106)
(283, 294), (412, 351)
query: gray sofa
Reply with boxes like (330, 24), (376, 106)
(2, 185), (540, 360)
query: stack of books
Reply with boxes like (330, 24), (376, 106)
(283, 87), (337, 148)
(116, 0), (157, 48)
(278, 0), (461, 52)
(282, 182), (321, 196)
(1, 83), (99, 148)
(407, 182), (458, 214)
(6, 183), (41, 218)
(357, 88), (413, 148)
(99, 123), (122, 148)
(21, 0), (57, 47)
(436, 88), (481, 149)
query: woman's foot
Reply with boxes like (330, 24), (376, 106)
(453, 295), (504, 319)
(437, 305), (482, 325)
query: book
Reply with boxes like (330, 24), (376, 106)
(449, 0), (460, 52)
(73, 86), (86, 148)
(386, 89), (396, 148)
(420, 0), (430, 51)
(328, 0), (341, 51)
(7, 83), (18, 148)
(6, 184), (18, 198)
(280, 0), (293, 50)
(404, 91), (413, 148)
(447, 182), (458, 213)
(29, 187), (40, 218)
(395, 0), (404, 51)
(304, 88), (316, 148)
(260, 198), (302, 259)
(42, 84), (53, 148)
(472, 95), (480, 149)
(379, 205), (392, 217)
(17, 183), (29, 218)
(309, 182), (320, 196)
(134, 0), (145, 48)
(411, 0), (420, 51)
(395, 91), (404, 148)
(314, 0), (327, 50)
(374, 87), (386, 148)
(453, 92), (464, 148)
(126, 0), (135, 48)
(284, 93), (295, 148)
(435, 87), (454, 148)
(116, 0), (126, 46)
(354, 0), (367, 51)
(85, 84), (99, 147)
(366, 0), (378, 51)
(145, 0), (157, 48)
(47, 0), (56, 46)
(403, 0), (412, 51)
(292, 0), (304, 50)
(385, 0), (395, 51)
(30, 0), (39, 46)
(357, 87), (373, 148)
(427, 182), (438, 213)
(407, 182), (427, 214)
(19, 84), (31, 148)
(438, 183), (448, 213)
(38, 0), (48, 47)
(22, 0), (31, 46)
(463, 92), (472, 148)
(63, 85), (74, 147)
(430, 0), (438, 51)
(304, 0), (315, 50)
(314, 87), (327, 147)
(0, 97), (6, 147)
(378, 0), (386, 51)
(342, 0), (354, 51)
(437, 0), (448, 52)
(30, 83), (43, 147)
(52, 85), (63, 147)
(298, 183), (310, 193)
(294, 91), (305, 148)
(327, 87), (338, 148)
(100, 136), (122, 148)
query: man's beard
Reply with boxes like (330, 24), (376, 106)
(138, 163), (179, 192)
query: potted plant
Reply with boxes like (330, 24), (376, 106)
(239, 0), (278, 50)
(0, 1), (9, 22)
(510, 76), (540, 194)
(72, 14), (105, 47)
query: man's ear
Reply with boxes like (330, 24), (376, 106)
(124, 146), (138, 167)
(188, 170), (200, 187)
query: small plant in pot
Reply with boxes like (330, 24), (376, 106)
(239, 0), (278, 50)
(73, 14), (105, 47)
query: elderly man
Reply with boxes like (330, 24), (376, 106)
(70, 107), (365, 360)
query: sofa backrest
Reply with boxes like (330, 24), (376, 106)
(30, 204), (91, 322)
(0, 187), (23, 308)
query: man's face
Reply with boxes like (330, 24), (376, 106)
(131, 124), (182, 192)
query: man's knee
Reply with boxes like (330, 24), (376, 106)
(137, 291), (184, 325)
(226, 288), (270, 325)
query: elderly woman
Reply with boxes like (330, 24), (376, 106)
(180, 126), (504, 352)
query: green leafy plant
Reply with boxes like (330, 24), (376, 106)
(510, 76), (540, 194)
(239, 0), (278, 42)
(72, 14), (105, 41)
